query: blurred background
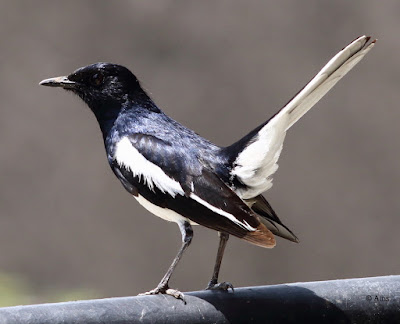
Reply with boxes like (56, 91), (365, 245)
(0, 1), (399, 306)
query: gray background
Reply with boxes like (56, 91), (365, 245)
(0, 1), (399, 300)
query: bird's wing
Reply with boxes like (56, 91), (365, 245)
(225, 35), (375, 199)
(112, 134), (276, 248)
(188, 168), (276, 247)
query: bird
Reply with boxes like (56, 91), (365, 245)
(40, 35), (375, 300)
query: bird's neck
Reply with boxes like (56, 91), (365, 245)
(92, 94), (161, 141)
(91, 101), (123, 140)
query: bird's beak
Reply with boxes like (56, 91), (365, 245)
(39, 76), (76, 89)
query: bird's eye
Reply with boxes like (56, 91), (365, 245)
(91, 73), (104, 86)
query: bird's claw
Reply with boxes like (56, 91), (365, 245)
(165, 288), (185, 301)
(139, 286), (186, 303)
(206, 281), (234, 292)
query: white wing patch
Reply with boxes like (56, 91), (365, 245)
(231, 36), (375, 199)
(115, 137), (185, 197)
(190, 192), (256, 231)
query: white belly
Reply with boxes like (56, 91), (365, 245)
(135, 194), (197, 225)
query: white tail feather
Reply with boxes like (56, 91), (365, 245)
(280, 36), (375, 131)
(232, 36), (376, 199)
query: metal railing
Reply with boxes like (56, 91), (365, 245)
(0, 275), (398, 323)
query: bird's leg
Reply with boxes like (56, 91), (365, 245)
(206, 232), (234, 291)
(140, 221), (193, 301)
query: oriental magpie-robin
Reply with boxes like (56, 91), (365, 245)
(40, 36), (375, 300)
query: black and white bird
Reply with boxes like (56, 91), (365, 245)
(40, 35), (375, 299)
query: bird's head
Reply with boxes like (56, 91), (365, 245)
(40, 63), (153, 113)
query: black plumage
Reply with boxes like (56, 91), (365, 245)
(39, 35), (375, 300)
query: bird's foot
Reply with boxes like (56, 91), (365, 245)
(206, 281), (234, 292)
(139, 285), (185, 302)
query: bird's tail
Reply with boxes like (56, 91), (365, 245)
(223, 36), (376, 199)
(274, 35), (376, 132)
